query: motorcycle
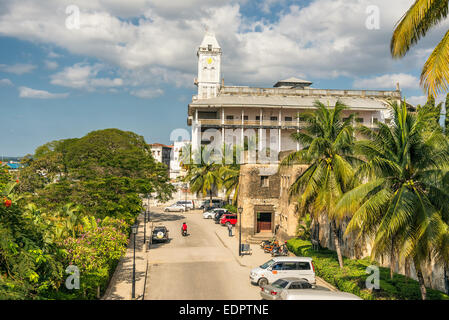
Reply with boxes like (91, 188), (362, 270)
(181, 228), (188, 236)
(271, 243), (289, 256)
(259, 237), (276, 249)
(263, 240), (279, 253)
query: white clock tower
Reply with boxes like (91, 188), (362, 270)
(195, 31), (222, 99)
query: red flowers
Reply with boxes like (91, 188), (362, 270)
(3, 199), (12, 208)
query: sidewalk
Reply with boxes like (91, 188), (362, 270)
(214, 225), (338, 292)
(102, 213), (149, 300)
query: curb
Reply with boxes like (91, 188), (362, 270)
(214, 230), (248, 268)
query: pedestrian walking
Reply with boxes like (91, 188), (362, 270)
(227, 223), (233, 237)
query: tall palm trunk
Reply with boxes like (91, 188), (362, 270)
(331, 220), (344, 268)
(390, 238), (395, 279)
(413, 257), (427, 300)
(209, 189), (212, 207)
(444, 266), (449, 295)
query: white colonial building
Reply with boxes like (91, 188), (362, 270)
(187, 32), (402, 162)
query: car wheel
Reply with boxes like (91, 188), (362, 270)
(164, 209), (169, 212)
(257, 278), (268, 287)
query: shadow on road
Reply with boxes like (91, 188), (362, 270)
(149, 212), (185, 223)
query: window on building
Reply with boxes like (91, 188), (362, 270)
(226, 115), (234, 120)
(373, 118), (379, 124)
(256, 116), (261, 121)
(244, 115), (249, 121)
(356, 118), (364, 123)
(270, 116), (278, 121)
(208, 44), (212, 51)
(260, 176), (269, 187)
(285, 116), (293, 122)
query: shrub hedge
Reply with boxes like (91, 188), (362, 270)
(286, 238), (449, 300)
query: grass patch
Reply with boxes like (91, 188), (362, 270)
(286, 238), (449, 300)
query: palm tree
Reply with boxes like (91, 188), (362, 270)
(391, 0), (449, 96)
(183, 146), (222, 206)
(337, 101), (449, 299)
(219, 165), (240, 205)
(280, 100), (360, 268)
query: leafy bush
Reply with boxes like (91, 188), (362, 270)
(56, 217), (128, 299)
(287, 238), (449, 300)
(224, 204), (237, 213)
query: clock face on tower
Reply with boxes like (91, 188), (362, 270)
(203, 56), (215, 67)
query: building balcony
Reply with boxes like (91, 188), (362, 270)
(194, 119), (379, 129)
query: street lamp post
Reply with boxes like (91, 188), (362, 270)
(238, 206), (243, 256)
(131, 223), (138, 299)
(143, 210), (146, 244)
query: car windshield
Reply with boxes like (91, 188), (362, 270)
(154, 228), (165, 232)
(271, 279), (289, 289)
(260, 259), (275, 269)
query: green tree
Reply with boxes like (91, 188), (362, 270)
(183, 146), (222, 206)
(337, 102), (449, 300)
(280, 101), (360, 268)
(19, 129), (174, 223)
(391, 0), (449, 96)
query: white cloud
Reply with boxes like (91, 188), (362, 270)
(44, 60), (59, 70)
(130, 88), (164, 98)
(0, 78), (13, 86)
(18, 86), (69, 99)
(0, 63), (36, 75)
(406, 95), (427, 107)
(353, 73), (420, 90)
(50, 63), (123, 90)
(0, 0), (447, 90)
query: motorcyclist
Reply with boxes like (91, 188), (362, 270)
(181, 222), (188, 235)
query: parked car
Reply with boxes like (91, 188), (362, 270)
(201, 199), (226, 211)
(260, 278), (326, 300)
(164, 203), (187, 212)
(151, 226), (169, 243)
(176, 200), (195, 210)
(249, 257), (316, 287)
(213, 210), (229, 224)
(220, 214), (237, 226)
(203, 208), (227, 219)
(280, 289), (362, 300)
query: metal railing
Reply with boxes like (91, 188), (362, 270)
(196, 119), (379, 129)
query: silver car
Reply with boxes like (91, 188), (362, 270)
(260, 278), (328, 300)
(280, 288), (363, 300)
(203, 208), (227, 219)
(164, 203), (186, 212)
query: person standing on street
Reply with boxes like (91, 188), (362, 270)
(227, 223), (233, 237)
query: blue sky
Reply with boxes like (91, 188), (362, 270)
(0, 0), (448, 156)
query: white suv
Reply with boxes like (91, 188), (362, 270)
(176, 200), (195, 210)
(250, 257), (316, 287)
(203, 208), (227, 219)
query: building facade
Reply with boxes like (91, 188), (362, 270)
(149, 143), (172, 170)
(169, 140), (190, 180)
(188, 32), (402, 159)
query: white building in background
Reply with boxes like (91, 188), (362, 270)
(187, 32), (402, 161)
(149, 143), (172, 170)
(169, 140), (191, 180)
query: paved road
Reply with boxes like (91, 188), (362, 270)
(144, 208), (262, 300)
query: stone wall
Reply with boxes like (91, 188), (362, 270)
(237, 164), (280, 241)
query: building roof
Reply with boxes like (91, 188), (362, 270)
(6, 162), (20, 169)
(274, 77), (313, 88)
(149, 143), (173, 149)
(189, 95), (397, 112)
(199, 31), (221, 49)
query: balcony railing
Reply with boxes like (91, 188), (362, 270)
(196, 119), (379, 129)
